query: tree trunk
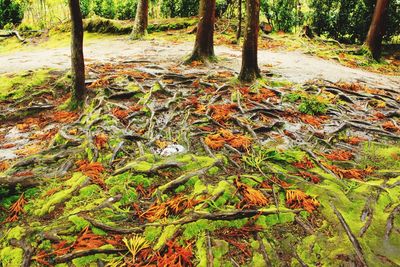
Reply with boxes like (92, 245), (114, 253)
(69, 0), (86, 106)
(131, 0), (149, 39)
(238, 0), (261, 82)
(187, 0), (216, 62)
(366, 0), (389, 60)
(236, 0), (242, 40)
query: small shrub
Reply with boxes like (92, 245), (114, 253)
(298, 97), (328, 115)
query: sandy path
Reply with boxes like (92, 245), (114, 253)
(1, 37), (399, 90)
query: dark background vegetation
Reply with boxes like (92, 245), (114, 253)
(1, 0), (400, 44)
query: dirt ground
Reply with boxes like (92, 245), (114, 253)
(1, 37), (399, 90)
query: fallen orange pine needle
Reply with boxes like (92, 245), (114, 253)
(286, 190), (319, 213)
(76, 160), (106, 189)
(382, 121), (399, 132)
(293, 158), (314, 170)
(347, 136), (367, 145)
(5, 193), (28, 222)
(140, 195), (201, 222)
(324, 163), (373, 180)
(234, 179), (269, 207)
(322, 150), (354, 161)
(94, 133), (108, 149)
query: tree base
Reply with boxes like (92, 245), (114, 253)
(60, 96), (84, 111)
(130, 30), (147, 40)
(184, 53), (217, 65)
(238, 68), (261, 83)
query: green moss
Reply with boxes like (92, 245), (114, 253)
(195, 233), (207, 267)
(68, 215), (90, 231)
(268, 79), (292, 88)
(106, 173), (154, 205)
(79, 184), (102, 197)
(92, 227), (107, 236)
(154, 225), (180, 250)
(71, 245), (115, 266)
(0, 69), (52, 101)
(147, 17), (198, 33)
(33, 172), (87, 216)
(176, 154), (217, 171)
(256, 213), (295, 227)
(183, 219), (210, 240)
(251, 252), (265, 266)
(6, 226), (25, 241)
(0, 247), (23, 266)
(213, 239), (229, 267)
(193, 180), (207, 195)
(182, 219), (249, 240)
(83, 17), (132, 34)
(65, 185), (106, 215)
(207, 166), (220, 176)
(360, 142), (400, 170)
(144, 226), (163, 243)
(174, 185), (186, 193)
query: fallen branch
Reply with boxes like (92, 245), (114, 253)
(81, 215), (143, 234)
(113, 160), (184, 176)
(331, 203), (367, 266)
(55, 248), (127, 263)
(385, 204), (400, 240)
(256, 233), (272, 267)
(155, 161), (218, 194)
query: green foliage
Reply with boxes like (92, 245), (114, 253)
(160, 0), (198, 18)
(243, 146), (301, 169)
(284, 92), (328, 115)
(261, 0), (303, 32)
(115, 0), (137, 20)
(80, 0), (137, 20)
(284, 92), (302, 103)
(123, 235), (150, 260)
(100, 0), (116, 19)
(309, 0), (400, 43)
(0, 0), (24, 29)
(298, 96), (328, 115)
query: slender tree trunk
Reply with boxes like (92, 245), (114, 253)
(366, 0), (389, 60)
(69, 0), (85, 105)
(236, 0), (242, 40)
(238, 0), (261, 82)
(187, 0), (216, 62)
(131, 0), (149, 39)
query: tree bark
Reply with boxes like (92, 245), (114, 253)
(236, 0), (242, 40)
(366, 0), (389, 60)
(238, 0), (261, 82)
(69, 0), (86, 105)
(131, 0), (149, 39)
(187, 0), (216, 62)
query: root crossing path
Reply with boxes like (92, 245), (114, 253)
(1, 37), (399, 90)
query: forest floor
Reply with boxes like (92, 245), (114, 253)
(0, 28), (400, 267)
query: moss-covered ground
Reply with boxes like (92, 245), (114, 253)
(0, 42), (400, 267)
